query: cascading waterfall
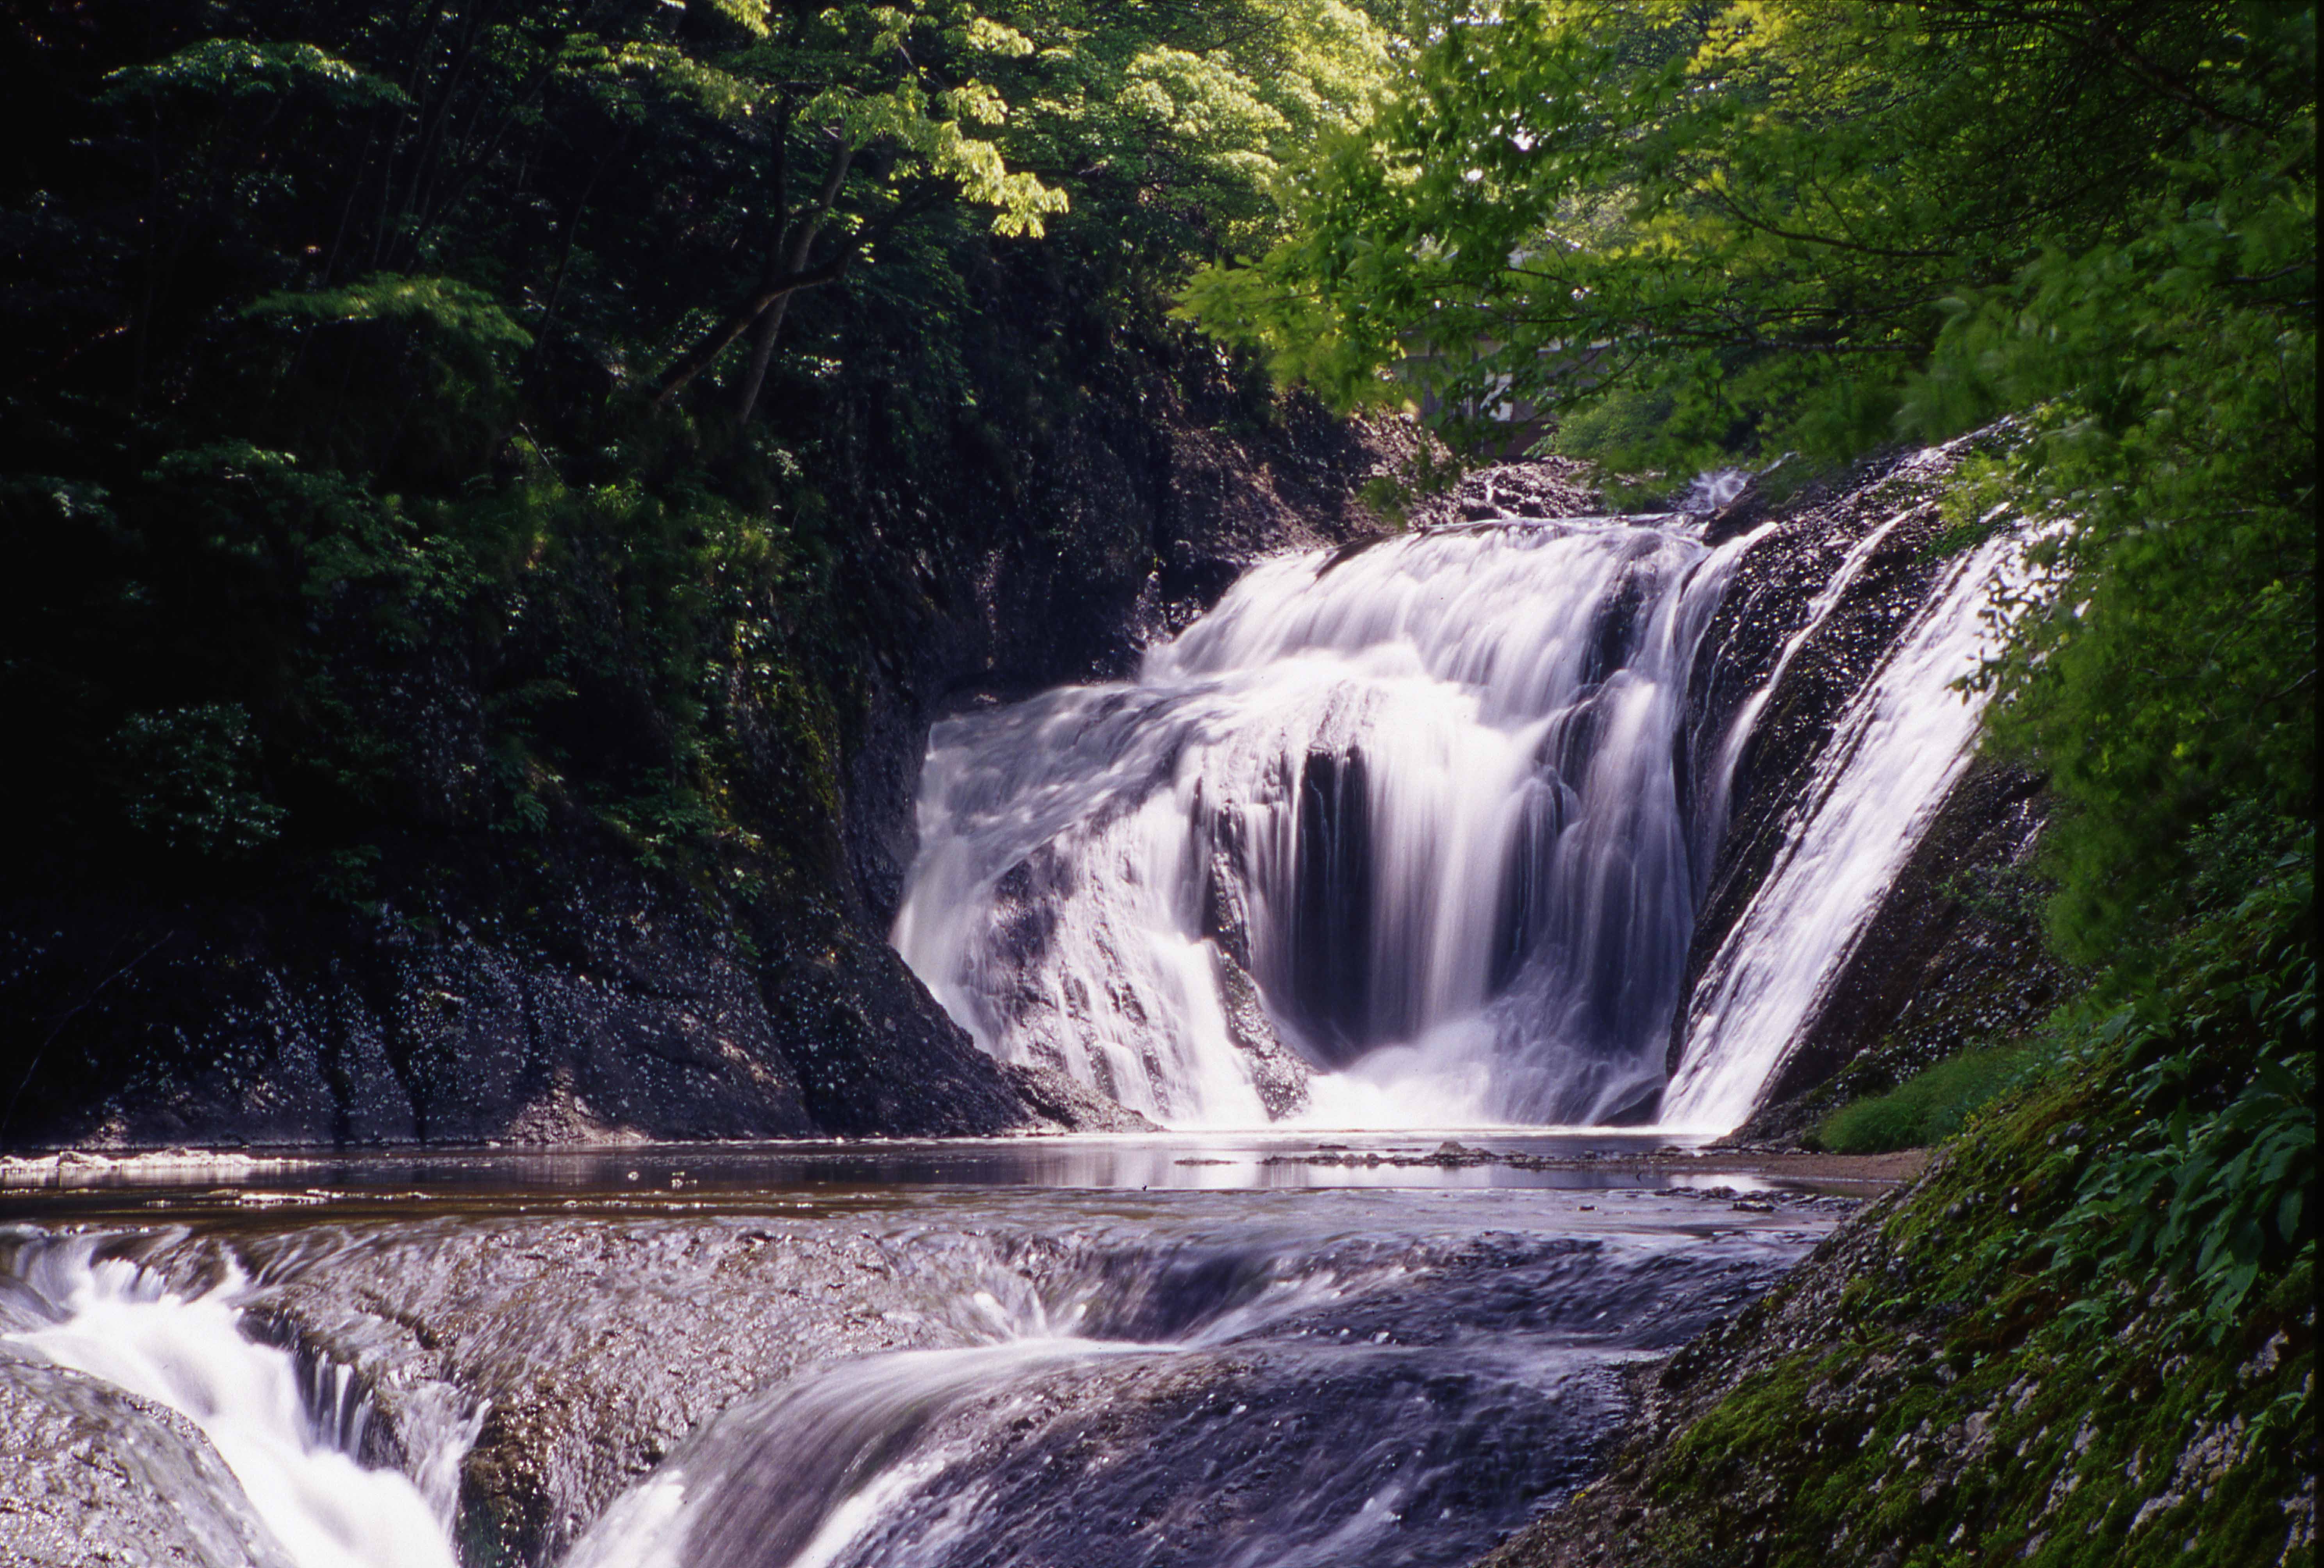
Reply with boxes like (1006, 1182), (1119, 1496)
(0, 1238), (466, 1568)
(896, 517), (1757, 1129)
(898, 492), (2025, 1134)
(1659, 527), (2026, 1130)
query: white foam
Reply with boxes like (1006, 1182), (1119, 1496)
(5, 1244), (464, 1568)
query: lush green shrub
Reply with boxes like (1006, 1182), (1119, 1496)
(1812, 1043), (2039, 1154)
(107, 704), (285, 857)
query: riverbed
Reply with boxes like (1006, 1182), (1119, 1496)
(0, 1135), (1880, 1568)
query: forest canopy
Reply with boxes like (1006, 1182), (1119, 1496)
(0, 0), (1398, 896)
(2, 0), (2308, 962)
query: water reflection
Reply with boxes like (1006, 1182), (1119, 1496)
(0, 1129), (1746, 1201)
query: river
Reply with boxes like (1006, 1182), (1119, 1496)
(1, 1139), (1861, 1567)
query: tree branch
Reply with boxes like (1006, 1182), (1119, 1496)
(649, 255), (854, 406)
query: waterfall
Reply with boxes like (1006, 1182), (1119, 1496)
(896, 517), (1755, 1129)
(2, 1239), (467, 1568)
(896, 484), (2023, 1134)
(1659, 529), (2024, 1129)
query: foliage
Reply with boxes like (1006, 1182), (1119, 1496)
(1812, 1042), (2038, 1155)
(0, 0), (1393, 911)
(1186, 0), (2307, 460)
(107, 704), (286, 857)
(1001, 0), (1394, 262)
(2046, 833), (2316, 1336)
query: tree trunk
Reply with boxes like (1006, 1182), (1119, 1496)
(732, 139), (854, 424)
(735, 293), (794, 424)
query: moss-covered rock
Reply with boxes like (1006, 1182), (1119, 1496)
(1479, 873), (2317, 1568)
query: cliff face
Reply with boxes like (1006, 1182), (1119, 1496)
(1659, 439), (2060, 1133)
(0, 342), (1406, 1150)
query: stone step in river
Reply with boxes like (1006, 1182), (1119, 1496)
(0, 1142), (1859, 1568)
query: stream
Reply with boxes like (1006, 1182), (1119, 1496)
(1, 1142), (1853, 1567)
(2, 494), (2003, 1564)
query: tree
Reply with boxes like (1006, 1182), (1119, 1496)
(642, 3), (1069, 418)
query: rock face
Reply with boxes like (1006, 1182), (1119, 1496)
(1671, 445), (1982, 1061)
(1397, 453), (1607, 529)
(1734, 757), (2063, 1143)
(0, 1351), (293, 1568)
(0, 350), (1404, 1150)
(1661, 440), (2056, 1129)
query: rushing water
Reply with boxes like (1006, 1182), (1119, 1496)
(2, 1171), (1836, 1568)
(897, 518), (1756, 1130)
(0, 1238), (466, 1568)
(898, 502), (2020, 1136)
(1662, 528), (2023, 1129)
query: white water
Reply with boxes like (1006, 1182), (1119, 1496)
(564, 1338), (1149, 1568)
(1659, 528), (2024, 1129)
(899, 483), (2026, 1135)
(896, 517), (1755, 1128)
(550, 1185), (1819, 1568)
(4, 1242), (463, 1568)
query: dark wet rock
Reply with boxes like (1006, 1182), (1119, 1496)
(187, 1219), (963, 1568)
(1736, 759), (2065, 1144)
(0, 349), (1408, 1151)
(1405, 457), (1604, 527)
(1001, 1061), (1161, 1133)
(1213, 950), (1311, 1118)
(1288, 748), (1376, 1062)
(1674, 445), (1970, 1022)
(1657, 436), (2048, 1114)
(0, 1349), (292, 1568)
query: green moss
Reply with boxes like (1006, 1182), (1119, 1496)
(1567, 853), (2317, 1568)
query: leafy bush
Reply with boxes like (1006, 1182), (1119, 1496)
(1812, 1043), (2039, 1154)
(2048, 833), (2317, 1336)
(107, 704), (285, 857)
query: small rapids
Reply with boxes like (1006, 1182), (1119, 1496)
(547, 1188), (1817, 1568)
(0, 1238), (467, 1568)
(0, 1183), (1832, 1568)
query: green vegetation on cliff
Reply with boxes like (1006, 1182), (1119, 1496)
(0, 1), (1405, 1134)
(1181, 2), (2315, 1560)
